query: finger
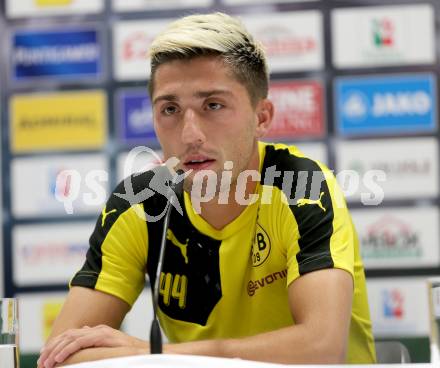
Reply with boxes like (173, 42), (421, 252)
(43, 336), (76, 368)
(50, 329), (102, 365)
(39, 326), (119, 367)
(38, 335), (70, 368)
(38, 328), (80, 363)
(37, 356), (44, 368)
(42, 328), (90, 368)
(40, 331), (69, 355)
(53, 339), (85, 364)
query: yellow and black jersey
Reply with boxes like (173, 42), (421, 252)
(71, 142), (376, 363)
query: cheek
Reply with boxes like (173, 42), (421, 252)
(222, 114), (256, 143)
(154, 122), (179, 147)
(228, 127), (256, 166)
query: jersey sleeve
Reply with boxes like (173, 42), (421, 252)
(70, 179), (148, 307)
(281, 159), (356, 287)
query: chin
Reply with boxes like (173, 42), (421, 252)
(184, 174), (222, 199)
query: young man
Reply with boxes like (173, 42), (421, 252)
(38, 12), (376, 368)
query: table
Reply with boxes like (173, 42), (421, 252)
(66, 354), (434, 368)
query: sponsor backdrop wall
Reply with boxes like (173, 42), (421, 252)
(0, 0), (439, 365)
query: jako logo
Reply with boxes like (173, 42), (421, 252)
(342, 92), (368, 120)
(382, 289), (404, 319)
(343, 91), (431, 120)
(337, 74), (436, 136)
(372, 91), (431, 117)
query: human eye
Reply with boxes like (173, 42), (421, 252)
(206, 102), (224, 111)
(162, 104), (179, 116)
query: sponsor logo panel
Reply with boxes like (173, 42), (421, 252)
(268, 80), (325, 139)
(367, 278), (430, 337)
(13, 222), (94, 286)
(10, 90), (107, 153)
(11, 154), (108, 217)
(336, 138), (439, 201)
(7, 0), (103, 17)
(117, 150), (162, 182)
(18, 293), (67, 353)
(332, 4), (435, 68)
(11, 26), (103, 82)
(116, 89), (156, 144)
(113, 20), (173, 81)
(335, 74), (437, 136)
(112, 0), (212, 12)
(224, 0), (318, 4)
(352, 207), (440, 269)
(241, 11), (323, 72)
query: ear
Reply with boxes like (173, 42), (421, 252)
(255, 98), (274, 138)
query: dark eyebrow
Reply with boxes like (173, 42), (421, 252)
(153, 90), (233, 105)
(152, 94), (178, 105)
(194, 90), (233, 99)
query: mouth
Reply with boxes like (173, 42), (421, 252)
(183, 157), (216, 171)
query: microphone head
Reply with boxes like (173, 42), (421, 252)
(173, 169), (185, 196)
(149, 164), (185, 199)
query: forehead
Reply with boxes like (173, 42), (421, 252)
(155, 55), (227, 75)
(152, 56), (245, 97)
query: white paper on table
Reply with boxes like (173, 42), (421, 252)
(65, 354), (434, 368)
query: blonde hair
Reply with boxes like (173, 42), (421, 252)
(148, 12), (269, 105)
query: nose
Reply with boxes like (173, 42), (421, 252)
(181, 108), (206, 146)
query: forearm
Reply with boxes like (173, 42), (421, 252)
(57, 346), (148, 366)
(52, 323), (345, 365)
(165, 324), (347, 364)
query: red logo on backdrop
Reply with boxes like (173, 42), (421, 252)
(268, 80), (324, 139)
(122, 32), (154, 61)
(382, 289), (404, 319)
(364, 215), (418, 249)
(255, 26), (317, 57)
(372, 18), (395, 48)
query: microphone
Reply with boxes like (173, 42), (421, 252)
(149, 166), (185, 354)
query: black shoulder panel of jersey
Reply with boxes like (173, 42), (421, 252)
(143, 190), (222, 326)
(71, 170), (156, 289)
(260, 145), (335, 275)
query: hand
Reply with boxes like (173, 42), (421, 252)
(37, 325), (148, 368)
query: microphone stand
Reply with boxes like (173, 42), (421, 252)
(149, 170), (182, 354)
